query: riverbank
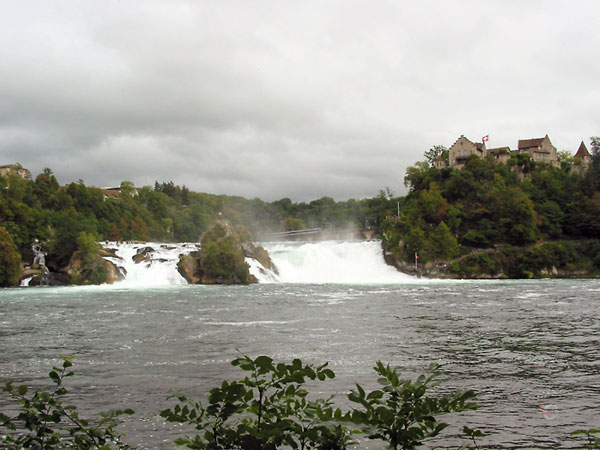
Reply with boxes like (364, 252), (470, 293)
(384, 239), (600, 279)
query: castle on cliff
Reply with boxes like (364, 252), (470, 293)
(435, 135), (591, 171)
(0, 163), (32, 180)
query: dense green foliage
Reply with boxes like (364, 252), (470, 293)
(161, 355), (347, 450)
(161, 355), (477, 450)
(382, 139), (600, 270)
(0, 226), (22, 287)
(69, 232), (110, 285)
(449, 240), (600, 278)
(199, 222), (251, 283)
(347, 362), (477, 450)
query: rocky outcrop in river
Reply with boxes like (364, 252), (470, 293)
(177, 220), (273, 285)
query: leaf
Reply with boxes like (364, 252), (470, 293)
(16, 385), (28, 396)
(366, 390), (384, 401)
(322, 369), (335, 379)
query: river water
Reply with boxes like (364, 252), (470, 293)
(1, 242), (599, 449)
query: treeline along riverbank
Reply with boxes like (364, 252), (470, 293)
(1, 136), (600, 286)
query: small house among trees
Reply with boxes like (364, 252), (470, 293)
(0, 163), (32, 180)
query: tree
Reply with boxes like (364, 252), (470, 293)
(348, 362), (477, 450)
(429, 221), (459, 260)
(498, 187), (538, 245)
(417, 183), (449, 224)
(404, 161), (435, 192)
(281, 217), (306, 231)
(424, 145), (448, 168)
(34, 168), (59, 209)
(161, 355), (348, 450)
(583, 136), (600, 194)
(0, 226), (22, 287)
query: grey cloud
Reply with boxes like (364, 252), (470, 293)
(1, 1), (599, 201)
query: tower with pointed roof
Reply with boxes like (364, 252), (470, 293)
(574, 141), (591, 162)
(572, 141), (592, 174)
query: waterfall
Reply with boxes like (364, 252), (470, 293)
(251, 240), (415, 284)
(102, 242), (199, 287)
(102, 240), (414, 286)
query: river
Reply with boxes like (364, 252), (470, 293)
(1, 241), (599, 449)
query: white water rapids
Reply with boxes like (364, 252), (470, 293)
(102, 240), (415, 285)
(102, 242), (199, 287)
(255, 241), (414, 283)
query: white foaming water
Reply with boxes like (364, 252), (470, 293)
(102, 240), (415, 285)
(252, 240), (416, 284)
(102, 242), (199, 287)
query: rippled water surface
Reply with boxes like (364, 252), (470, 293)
(1, 280), (599, 448)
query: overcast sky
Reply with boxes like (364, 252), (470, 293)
(1, 1), (598, 201)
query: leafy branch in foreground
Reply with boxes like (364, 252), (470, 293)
(0, 356), (134, 449)
(347, 362), (478, 450)
(160, 355), (354, 449)
(572, 428), (600, 449)
(161, 356), (480, 450)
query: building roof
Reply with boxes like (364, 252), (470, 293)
(451, 135), (485, 152)
(436, 154), (446, 161)
(102, 189), (121, 198)
(518, 138), (544, 149)
(0, 163), (33, 179)
(487, 146), (511, 155)
(575, 141), (591, 158)
(518, 136), (551, 151)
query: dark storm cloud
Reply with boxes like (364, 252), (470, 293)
(1, 0), (599, 201)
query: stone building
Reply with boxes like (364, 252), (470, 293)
(434, 154), (447, 169)
(441, 134), (568, 169)
(448, 135), (486, 169)
(516, 135), (559, 167)
(487, 146), (512, 164)
(0, 163), (32, 180)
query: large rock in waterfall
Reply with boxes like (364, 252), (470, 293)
(177, 220), (271, 284)
(177, 250), (202, 284)
(65, 248), (124, 285)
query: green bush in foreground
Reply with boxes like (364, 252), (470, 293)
(161, 356), (478, 450)
(160, 355), (349, 450)
(571, 428), (600, 449)
(347, 362), (477, 450)
(2, 356), (599, 449)
(0, 356), (133, 449)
